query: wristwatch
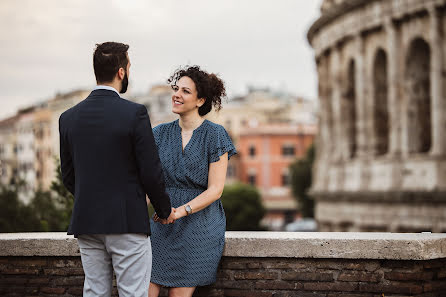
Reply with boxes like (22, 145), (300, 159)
(184, 204), (193, 216)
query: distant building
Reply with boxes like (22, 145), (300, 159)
(47, 90), (90, 158)
(132, 85), (177, 127)
(237, 123), (316, 230)
(207, 88), (318, 229)
(33, 108), (53, 192)
(0, 115), (20, 187)
(308, 0), (446, 232)
(209, 88), (318, 145)
(0, 90), (88, 203)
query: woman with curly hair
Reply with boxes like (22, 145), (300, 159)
(149, 66), (236, 297)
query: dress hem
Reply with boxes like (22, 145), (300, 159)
(150, 278), (217, 288)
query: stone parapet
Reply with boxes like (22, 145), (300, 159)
(1, 232), (446, 260)
(0, 232), (446, 296)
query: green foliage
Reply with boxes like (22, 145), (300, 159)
(289, 144), (315, 218)
(0, 183), (40, 232)
(50, 160), (73, 230)
(220, 183), (266, 231)
(30, 189), (66, 231)
(0, 159), (73, 232)
(148, 203), (155, 218)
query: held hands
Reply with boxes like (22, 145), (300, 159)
(153, 206), (188, 224)
(153, 208), (177, 225)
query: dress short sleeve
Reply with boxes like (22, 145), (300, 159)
(208, 125), (237, 163)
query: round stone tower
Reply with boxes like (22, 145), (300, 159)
(307, 0), (446, 232)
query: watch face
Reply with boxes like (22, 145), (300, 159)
(186, 205), (192, 214)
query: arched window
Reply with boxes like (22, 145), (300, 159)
(404, 38), (431, 153)
(373, 48), (389, 155)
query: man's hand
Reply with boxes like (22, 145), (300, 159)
(153, 208), (176, 224)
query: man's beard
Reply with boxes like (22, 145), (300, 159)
(120, 72), (129, 94)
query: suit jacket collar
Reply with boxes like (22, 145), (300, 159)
(88, 89), (121, 99)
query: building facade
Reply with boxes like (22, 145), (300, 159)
(0, 90), (88, 203)
(308, 0), (446, 232)
(209, 88), (318, 144)
(208, 89), (318, 229)
(238, 124), (316, 230)
(0, 115), (19, 187)
(132, 85), (177, 127)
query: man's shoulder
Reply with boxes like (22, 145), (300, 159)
(116, 97), (146, 112)
(59, 104), (77, 124)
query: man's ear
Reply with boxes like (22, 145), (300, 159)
(117, 67), (125, 80)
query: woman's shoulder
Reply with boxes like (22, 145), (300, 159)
(203, 120), (226, 133)
(153, 120), (177, 134)
(203, 120), (233, 143)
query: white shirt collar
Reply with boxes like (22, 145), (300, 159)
(94, 85), (121, 97)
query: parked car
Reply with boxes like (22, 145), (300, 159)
(285, 218), (317, 232)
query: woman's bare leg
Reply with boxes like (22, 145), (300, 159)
(168, 287), (196, 297)
(148, 282), (162, 297)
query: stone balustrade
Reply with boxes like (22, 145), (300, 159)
(0, 232), (445, 296)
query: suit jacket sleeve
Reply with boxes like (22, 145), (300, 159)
(133, 105), (171, 219)
(59, 114), (75, 195)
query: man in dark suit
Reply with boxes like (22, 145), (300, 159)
(59, 42), (174, 297)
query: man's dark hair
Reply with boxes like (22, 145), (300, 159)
(93, 42), (129, 83)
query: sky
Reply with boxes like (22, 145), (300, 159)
(0, 0), (323, 120)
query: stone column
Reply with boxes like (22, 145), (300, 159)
(355, 34), (368, 158)
(385, 18), (402, 156)
(428, 4), (445, 156)
(315, 56), (327, 161)
(331, 46), (343, 162)
(313, 54), (331, 192)
(321, 55), (334, 161)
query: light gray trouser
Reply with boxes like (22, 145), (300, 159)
(77, 234), (151, 297)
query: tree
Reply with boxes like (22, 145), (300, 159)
(0, 182), (40, 232)
(30, 189), (66, 231)
(50, 160), (74, 230)
(0, 160), (74, 232)
(220, 183), (266, 231)
(289, 144), (315, 218)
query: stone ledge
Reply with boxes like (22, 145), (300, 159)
(311, 190), (446, 203)
(1, 232), (445, 260)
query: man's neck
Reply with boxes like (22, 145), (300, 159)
(97, 81), (121, 93)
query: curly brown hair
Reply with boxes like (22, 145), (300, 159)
(167, 65), (226, 116)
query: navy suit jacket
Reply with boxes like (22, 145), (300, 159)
(59, 89), (171, 236)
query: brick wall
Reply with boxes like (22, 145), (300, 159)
(1, 256), (445, 296)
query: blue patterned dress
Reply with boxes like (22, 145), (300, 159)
(150, 119), (236, 287)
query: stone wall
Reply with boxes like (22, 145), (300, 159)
(1, 256), (445, 296)
(0, 232), (445, 296)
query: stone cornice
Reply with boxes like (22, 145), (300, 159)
(1, 232), (445, 260)
(307, 0), (378, 45)
(307, 0), (446, 57)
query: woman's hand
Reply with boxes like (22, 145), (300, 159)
(153, 208), (177, 224)
(173, 206), (188, 220)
